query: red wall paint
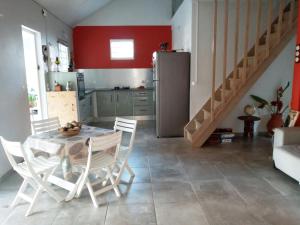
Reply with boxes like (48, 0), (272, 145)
(291, 2), (300, 125)
(73, 26), (172, 69)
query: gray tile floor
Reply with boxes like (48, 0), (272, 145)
(1, 121), (300, 225)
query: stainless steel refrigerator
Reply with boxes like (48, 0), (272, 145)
(153, 52), (190, 137)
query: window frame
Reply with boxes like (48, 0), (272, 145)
(110, 39), (135, 60)
(57, 41), (69, 72)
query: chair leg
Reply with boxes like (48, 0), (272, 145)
(11, 179), (29, 208)
(75, 171), (87, 198)
(86, 179), (98, 208)
(25, 185), (42, 217)
(107, 167), (121, 197)
(36, 173), (63, 203)
(125, 162), (135, 177)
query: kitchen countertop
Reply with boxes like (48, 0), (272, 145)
(85, 87), (154, 94)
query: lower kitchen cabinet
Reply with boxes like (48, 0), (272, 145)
(79, 93), (93, 122)
(115, 91), (133, 116)
(97, 91), (115, 117)
(133, 90), (154, 116)
(96, 89), (154, 120)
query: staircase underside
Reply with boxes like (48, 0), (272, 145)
(184, 3), (298, 148)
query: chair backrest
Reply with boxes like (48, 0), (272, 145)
(89, 131), (122, 154)
(0, 136), (34, 177)
(31, 117), (60, 134)
(113, 117), (137, 150)
(85, 131), (122, 172)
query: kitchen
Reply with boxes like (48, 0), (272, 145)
(45, 25), (190, 137)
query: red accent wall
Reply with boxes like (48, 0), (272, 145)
(73, 26), (172, 69)
(291, 2), (300, 125)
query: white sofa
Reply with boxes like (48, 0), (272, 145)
(273, 127), (300, 183)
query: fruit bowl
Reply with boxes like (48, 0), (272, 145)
(58, 121), (81, 137)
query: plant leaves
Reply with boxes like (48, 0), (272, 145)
(250, 95), (269, 106)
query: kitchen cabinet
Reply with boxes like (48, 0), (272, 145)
(133, 90), (154, 116)
(96, 89), (154, 120)
(79, 93), (93, 122)
(97, 91), (115, 117)
(115, 91), (133, 116)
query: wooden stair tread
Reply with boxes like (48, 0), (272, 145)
(184, 1), (298, 148)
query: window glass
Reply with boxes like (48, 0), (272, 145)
(58, 42), (69, 72)
(110, 39), (134, 60)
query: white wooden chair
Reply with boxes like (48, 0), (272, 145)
(73, 131), (123, 208)
(113, 117), (137, 183)
(0, 136), (63, 216)
(31, 117), (61, 135)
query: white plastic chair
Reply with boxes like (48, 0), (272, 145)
(73, 131), (123, 208)
(113, 117), (137, 183)
(31, 117), (61, 135)
(0, 136), (63, 216)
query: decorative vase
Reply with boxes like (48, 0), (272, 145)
(267, 113), (284, 134)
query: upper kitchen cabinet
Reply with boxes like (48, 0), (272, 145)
(115, 91), (133, 116)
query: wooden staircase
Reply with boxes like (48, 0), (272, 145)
(184, 0), (298, 147)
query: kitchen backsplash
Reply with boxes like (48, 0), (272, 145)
(82, 69), (153, 89)
(47, 69), (153, 91)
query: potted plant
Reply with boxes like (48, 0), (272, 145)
(28, 93), (37, 108)
(250, 82), (290, 134)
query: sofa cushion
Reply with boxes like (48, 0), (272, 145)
(275, 145), (300, 158)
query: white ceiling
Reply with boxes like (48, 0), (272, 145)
(34, 0), (113, 26)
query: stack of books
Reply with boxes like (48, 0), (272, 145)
(206, 128), (235, 145)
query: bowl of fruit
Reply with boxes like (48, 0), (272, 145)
(58, 121), (82, 137)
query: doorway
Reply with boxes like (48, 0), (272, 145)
(21, 26), (45, 122)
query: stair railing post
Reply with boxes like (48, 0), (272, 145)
(242, 0), (251, 83)
(222, 0), (228, 104)
(266, 0), (272, 56)
(277, 0), (284, 43)
(289, 0), (295, 29)
(211, 0), (217, 121)
(233, 0), (240, 94)
(255, 0), (262, 69)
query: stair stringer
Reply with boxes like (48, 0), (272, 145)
(188, 20), (297, 148)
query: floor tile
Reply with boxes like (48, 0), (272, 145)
(51, 204), (107, 225)
(152, 181), (196, 204)
(0, 172), (22, 191)
(180, 156), (223, 181)
(150, 165), (188, 183)
(227, 176), (281, 203)
(264, 175), (300, 196)
(1, 204), (58, 225)
(1, 122), (300, 225)
(105, 203), (156, 225)
(216, 162), (255, 178)
(201, 200), (268, 225)
(247, 195), (300, 225)
(155, 202), (209, 225)
(120, 167), (151, 184)
(192, 179), (244, 203)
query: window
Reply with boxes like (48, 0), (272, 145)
(58, 42), (69, 72)
(110, 39), (134, 60)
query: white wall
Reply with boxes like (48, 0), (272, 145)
(78, 0), (172, 26)
(76, 0), (173, 90)
(188, 0), (294, 132)
(0, 0), (72, 177)
(220, 37), (295, 133)
(171, 0), (192, 52)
